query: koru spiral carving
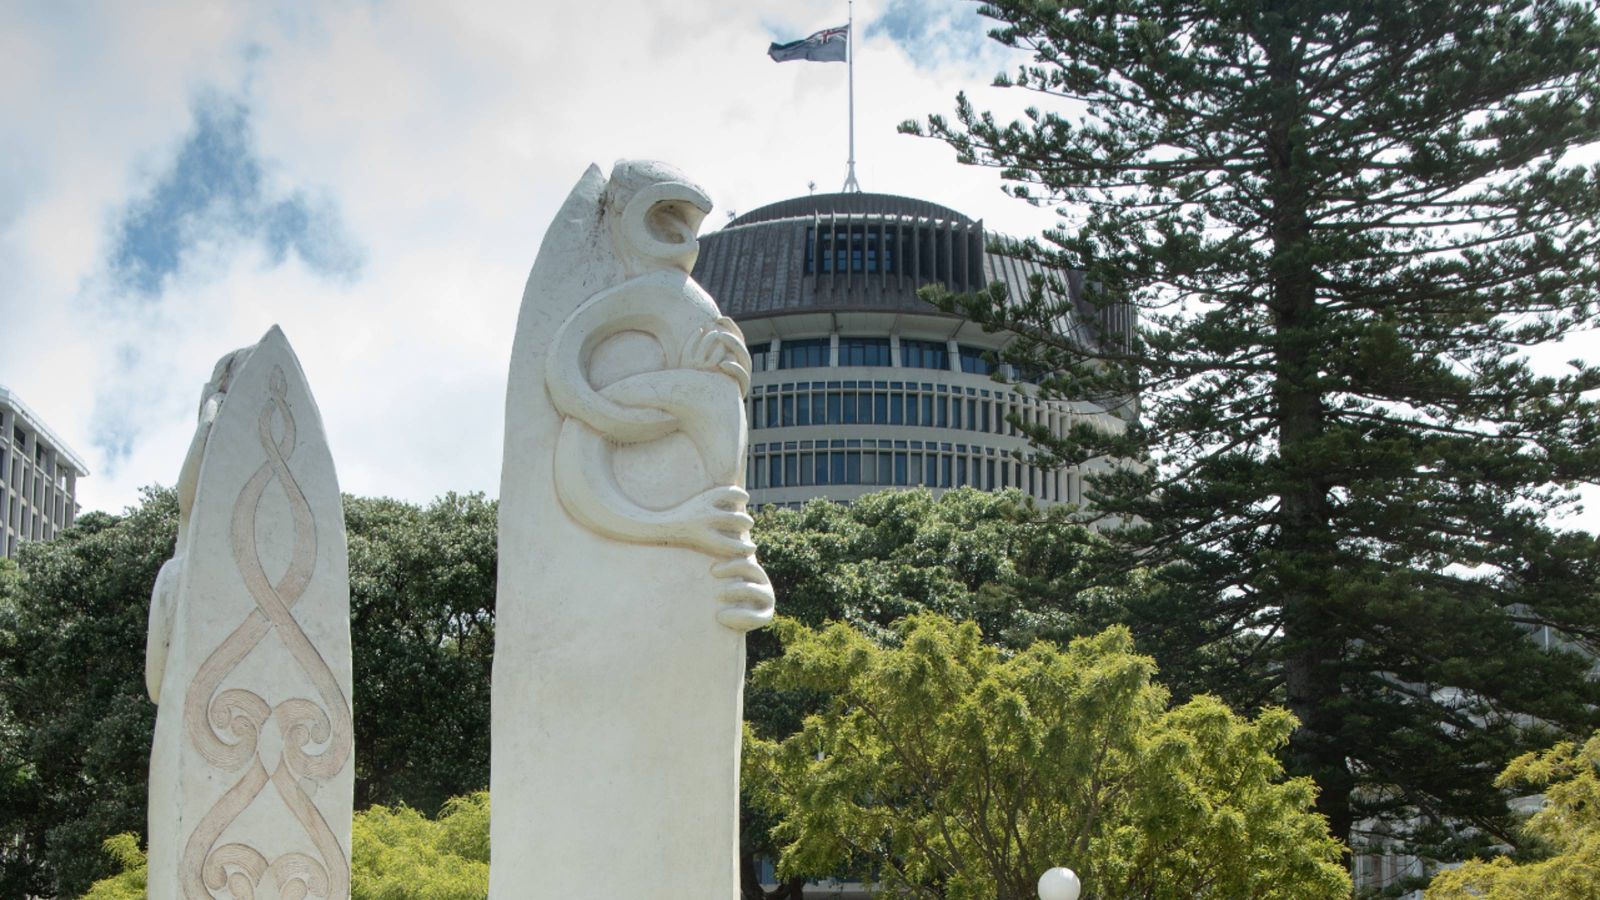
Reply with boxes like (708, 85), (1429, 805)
(542, 163), (775, 632)
(179, 367), (352, 900)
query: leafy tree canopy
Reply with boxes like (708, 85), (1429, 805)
(0, 494), (173, 897)
(742, 488), (1153, 897)
(752, 487), (1124, 650)
(1427, 731), (1600, 898)
(351, 791), (489, 899)
(78, 834), (146, 900)
(905, 0), (1600, 849)
(746, 613), (1350, 899)
(345, 493), (496, 813)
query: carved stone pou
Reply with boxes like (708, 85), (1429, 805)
(492, 161), (773, 898)
(146, 326), (354, 900)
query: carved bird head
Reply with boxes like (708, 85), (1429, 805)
(604, 159), (712, 276)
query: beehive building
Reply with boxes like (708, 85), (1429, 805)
(690, 191), (1134, 509)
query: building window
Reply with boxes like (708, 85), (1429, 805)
(13, 426), (24, 445)
(748, 438), (1061, 502)
(901, 339), (949, 370)
(838, 337), (891, 367)
(748, 342), (771, 372)
(959, 345), (996, 376)
(805, 225), (899, 275)
(778, 338), (830, 370)
(748, 381), (1067, 461)
(1015, 363), (1048, 384)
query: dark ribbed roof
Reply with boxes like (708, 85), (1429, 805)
(691, 191), (1130, 352)
(694, 206), (986, 320)
(729, 192), (975, 228)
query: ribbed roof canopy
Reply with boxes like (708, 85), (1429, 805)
(728, 192), (975, 228)
(691, 190), (1128, 354)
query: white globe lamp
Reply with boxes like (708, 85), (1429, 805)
(1037, 866), (1082, 900)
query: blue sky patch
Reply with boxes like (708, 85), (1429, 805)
(108, 91), (362, 296)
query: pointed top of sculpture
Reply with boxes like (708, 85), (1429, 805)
(253, 324), (299, 368)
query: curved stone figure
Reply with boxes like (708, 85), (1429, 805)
(493, 160), (772, 898)
(146, 326), (353, 900)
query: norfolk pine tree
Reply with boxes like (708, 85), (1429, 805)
(905, 0), (1600, 852)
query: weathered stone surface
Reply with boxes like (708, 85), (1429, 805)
(146, 326), (354, 900)
(492, 161), (773, 898)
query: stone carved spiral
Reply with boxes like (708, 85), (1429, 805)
(179, 367), (352, 900)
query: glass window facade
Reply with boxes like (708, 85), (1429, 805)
(778, 338), (831, 370)
(900, 339), (950, 370)
(959, 345), (996, 376)
(744, 213), (991, 290)
(751, 380), (1034, 437)
(838, 337), (892, 367)
(728, 321), (1094, 509)
(806, 225), (898, 275)
(1015, 364), (1046, 384)
(747, 342), (771, 372)
(746, 437), (1065, 502)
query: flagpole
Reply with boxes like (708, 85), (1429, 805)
(843, 0), (861, 192)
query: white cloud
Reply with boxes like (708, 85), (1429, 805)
(0, 0), (1061, 516)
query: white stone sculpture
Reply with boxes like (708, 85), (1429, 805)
(146, 326), (354, 900)
(492, 160), (773, 898)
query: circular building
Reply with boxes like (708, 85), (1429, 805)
(691, 191), (1133, 509)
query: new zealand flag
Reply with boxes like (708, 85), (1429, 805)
(768, 25), (849, 63)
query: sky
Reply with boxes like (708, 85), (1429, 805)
(1, 0), (1062, 516)
(2, 1), (1594, 532)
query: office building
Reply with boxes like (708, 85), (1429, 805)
(0, 385), (88, 559)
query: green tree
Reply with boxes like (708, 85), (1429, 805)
(0, 493), (173, 897)
(79, 834), (146, 900)
(351, 791), (490, 899)
(905, 0), (1600, 850)
(345, 493), (497, 814)
(1427, 731), (1600, 899)
(0, 489), (498, 896)
(742, 489), (1134, 897)
(83, 791), (491, 900)
(746, 613), (1350, 899)
(752, 488), (1123, 649)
